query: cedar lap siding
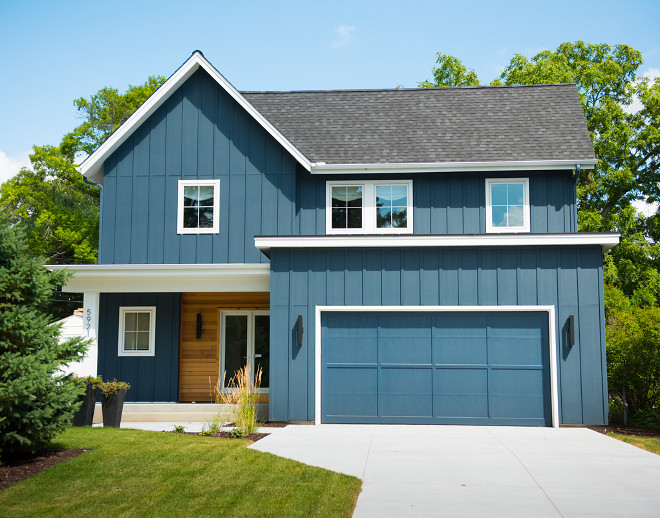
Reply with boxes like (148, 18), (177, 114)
(52, 51), (616, 425)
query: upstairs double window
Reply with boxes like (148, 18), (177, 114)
(326, 180), (413, 234)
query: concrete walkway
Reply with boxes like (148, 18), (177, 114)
(249, 425), (660, 517)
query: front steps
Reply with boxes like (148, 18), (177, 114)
(92, 403), (268, 424)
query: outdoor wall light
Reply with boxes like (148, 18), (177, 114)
(296, 315), (304, 346)
(568, 315), (575, 346)
(196, 313), (202, 339)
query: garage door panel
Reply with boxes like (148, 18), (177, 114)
(380, 367), (432, 417)
(433, 336), (487, 365)
(323, 367), (378, 417)
(323, 313), (378, 364)
(380, 336), (431, 364)
(434, 368), (488, 418)
(489, 368), (546, 419)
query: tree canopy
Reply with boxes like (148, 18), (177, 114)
(419, 53), (480, 88)
(0, 76), (164, 320)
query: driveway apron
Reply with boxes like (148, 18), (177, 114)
(249, 425), (660, 517)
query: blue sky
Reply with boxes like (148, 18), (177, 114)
(1, 0), (659, 183)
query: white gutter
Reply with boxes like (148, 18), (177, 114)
(309, 159), (597, 175)
(46, 263), (270, 293)
(255, 233), (620, 254)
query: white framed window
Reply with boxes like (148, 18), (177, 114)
(326, 180), (413, 235)
(177, 179), (220, 234)
(485, 178), (530, 233)
(118, 307), (156, 357)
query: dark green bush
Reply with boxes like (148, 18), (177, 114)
(0, 217), (88, 461)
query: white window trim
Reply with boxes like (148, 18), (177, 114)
(177, 179), (220, 234)
(314, 305), (559, 428)
(325, 179), (413, 235)
(118, 306), (156, 357)
(485, 178), (530, 233)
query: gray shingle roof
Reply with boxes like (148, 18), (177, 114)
(242, 84), (595, 165)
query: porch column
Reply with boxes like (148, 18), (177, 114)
(82, 291), (100, 376)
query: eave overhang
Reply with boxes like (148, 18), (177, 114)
(46, 263), (270, 293)
(309, 159), (597, 175)
(255, 233), (620, 257)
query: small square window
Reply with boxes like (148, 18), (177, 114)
(118, 307), (156, 356)
(331, 185), (363, 229)
(177, 180), (220, 234)
(486, 178), (530, 233)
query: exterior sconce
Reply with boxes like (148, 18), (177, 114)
(196, 313), (202, 339)
(568, 315), (575, 346)
(296, 315), (304, 346)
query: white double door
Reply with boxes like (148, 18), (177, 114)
(220, 311), (269, 390)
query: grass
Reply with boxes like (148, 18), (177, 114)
(0, 427), (361, 518)
(608, 433), (660, 455)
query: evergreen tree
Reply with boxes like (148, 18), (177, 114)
(0, 216), (87, 461)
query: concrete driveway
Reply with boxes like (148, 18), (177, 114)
(249, 425), (660, 517)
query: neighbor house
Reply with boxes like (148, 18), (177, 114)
(51, 51), (619, 427)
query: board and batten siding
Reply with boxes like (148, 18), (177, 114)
(297, 171), (577, 236)
(268, 246), (606, 425)
(98, 293), (180, 402)
(100, 68), (298, 265)
(99, 67), (578, 266)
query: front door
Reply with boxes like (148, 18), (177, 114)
(220, 311), (269, 391)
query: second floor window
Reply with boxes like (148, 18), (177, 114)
(177, 179), (220, 234)
(485, 178), (530, 233)
(326, 180), (413, 235)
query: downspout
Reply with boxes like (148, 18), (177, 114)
(83, 176), (103, 264)
(573, 164), (581, 232)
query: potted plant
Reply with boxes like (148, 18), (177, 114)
(98, 379), (131, 428)
(72, 376), (101, 427)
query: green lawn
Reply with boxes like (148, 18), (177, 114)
(0, 427), (361, 518)
(608, 433), (660, 455)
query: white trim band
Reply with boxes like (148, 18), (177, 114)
(256, 233), (620, 254)
(314, 304), (559, 428)
(310, 159), (597, 175)
(47, 263), (271, 293)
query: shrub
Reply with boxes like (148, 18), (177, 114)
(606, 285), (660, 418)
(96, 379), (130, 397)
(0, 217), (88, 461)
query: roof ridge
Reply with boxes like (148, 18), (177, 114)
(241, 83), (577, 94)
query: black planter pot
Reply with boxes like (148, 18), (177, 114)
(72, 383), (97, 427)
(102, 389), (127, 428)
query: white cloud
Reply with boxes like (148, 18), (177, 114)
(332, 25), (356, 50)
(632, 198), (659, 217)
(625, 67), (660, 114)
(0, 150), (30, 186)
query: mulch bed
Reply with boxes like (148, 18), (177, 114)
(177, 431), (270, 442)
(0, 448), (87, 492)
(590, 425), (660, 438)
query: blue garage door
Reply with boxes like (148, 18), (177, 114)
(321, 311), (551, 426)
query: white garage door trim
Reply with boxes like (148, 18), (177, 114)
(314, 305), (559, 428)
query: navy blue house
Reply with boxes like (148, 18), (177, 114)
(54, 51), (619, 427)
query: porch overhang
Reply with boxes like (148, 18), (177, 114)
(46, 263), (270, 293)
(255, 233), (621, 257)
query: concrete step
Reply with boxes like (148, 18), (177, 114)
(92, 403), (268, 424)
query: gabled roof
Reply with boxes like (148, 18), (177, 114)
(80, 51), (597, 183)
(243, 85), (597, 170)
(79, 51), (313, 183)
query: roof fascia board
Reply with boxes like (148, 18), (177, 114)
(46, 263), (270, 293)
(309, 159), (597, 175)
(254, 233), (620, 253)
(79, 52), (312, 184)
